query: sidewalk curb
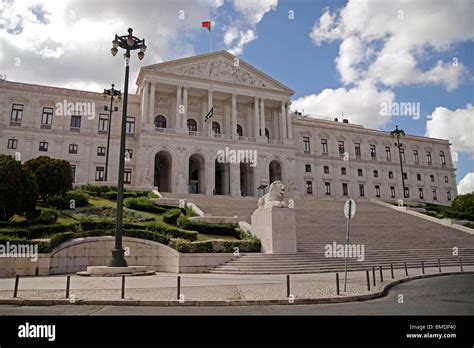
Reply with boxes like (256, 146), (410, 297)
(1, 271), (471, 307)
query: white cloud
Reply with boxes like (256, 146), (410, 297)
(227, 29), (256, 56)
(425, 104), (474, 155)
(458, 173), (474, 195)
(291, 81), (396, 128)
(309, 0), (473, 90)
(233, 0), (277, 25)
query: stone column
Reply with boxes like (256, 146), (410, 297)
(148, 82), (155, 123)
(231, 94), (238, 139)
(206, 160), (215, 196)
(260, 98), (266, 140)
(254, 97), (260, 138)
(175, 85), (182, 130)
(182, 86), (188, 129)
(280, 100), (287, 140)
(141, 82), (149, 124)
(286, 100), (293, 139)
(207, 90), (213, 135)
(229, 163), (241, 197)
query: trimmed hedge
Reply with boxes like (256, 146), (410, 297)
(49, 232), (75, 250)
(124, 197), (168, 214)
(123, 229), (170, 245)
(168, 238), (261, 253)
(80, 217), (115, 231)
(0, 223), (77, 239)
(0, 208), (59, 228)
(177, 216), (239, 237)
(147, 222), (197, 241)
(163, 209), (181, 225)
(46, 190), (89, 209)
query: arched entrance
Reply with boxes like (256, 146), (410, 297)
(189, 153), (205, 194)
(154, 151), (172, 192)
(269, 160), (282, 183)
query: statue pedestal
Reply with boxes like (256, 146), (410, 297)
(251, 207), (297, 254)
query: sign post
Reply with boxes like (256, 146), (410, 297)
(343, 198), (356, 292)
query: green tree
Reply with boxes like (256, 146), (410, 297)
(0, 155), (39, 221)
(452, 193), (474, 215)
(24, 156), (72, 200)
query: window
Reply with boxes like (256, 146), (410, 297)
(303, 136), (311, 152)
(430, 174), (435, 182)
(370, 145), (376, 159)
(440, 151), (446, 165)
(126, 116), (135, 134)
(375, 185), (381, 198)
(403, 172), (408, 180)
(124, 169), (132, 184)
(324, 166), (329, 174)
(10, 104), (23, 123)
(7, 139), (18, 149)
(404, 187), (410, 198)
(98, 114), (109, 132)
(187, 119), (197, 132)
(427, 151), (432, 164)
(341, 167), (346, 175)
(390, 186), (396, 198)
(237, 124), (243, 137)
(342, 183), (348, 196)
(419, 188), (424, 199)
(70, 164), (76, 183)
(305, 164), (311, 173)
(357, 168), (363, 176)
(359, 184), (365, 197)
(70, 115), (81, 130)
(338, 141), (345, 155)
(400, 148), (405, 162)
(39, 141), (48, 152)
(321, 139), (328, 154)
(355, 143), (361, 157)
(97, 146), (106, 156)
(444, 176), (448, 183)
(417, 173), (422, 181)
(41, 107), (53, 127)
(306, 181), (313, 194)
(432, 189), (437, 201)
(385, 146), (391, 160)
(95, 166), (105, 181)
(212, 121), (221, 135)
(125, 149), (133, 160)
(68, 144), (78, 154)
(447, 190), (451, 201)
(325, 182), (331, 195)
(389, 171), (394, 179)
(413, 150), (419, 164)
(154, 115), (167, 129)
(373, 170), (379, 178)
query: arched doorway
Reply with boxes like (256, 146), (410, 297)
(154, 151), (172, 192)
(269, 160), (282, 183)
(189, 153), (205, 194)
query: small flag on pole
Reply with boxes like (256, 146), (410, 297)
(205, 107), (213, 122)
(202, 21), (211, 32)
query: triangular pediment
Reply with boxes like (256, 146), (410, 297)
(141, 51), (294, 94)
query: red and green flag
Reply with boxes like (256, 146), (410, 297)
(202, 21), (211, 32)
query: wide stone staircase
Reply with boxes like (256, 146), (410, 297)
(161, 194), (474, 274)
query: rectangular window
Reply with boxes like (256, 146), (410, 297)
(70, 115), (82, 130)
(95, 166), (105, 181)
(417, 174), (422, 181)
(389, 171), (394, 179)
(70, 164), (76, 183)
(305, 164), (311, 173)
(126, 116), (135, 134)
(303, 136), (311, 153)
(355, 143), (361, 157)
(341, 167), (346, 176)
(430, 175), (435, 182)
(41, 107), (53, 127)
(39, 141), (48, 152)
(321, 139), (328, 154)
(385, 146), (391, 160)
(124, 169), (132, 184)
(358, 168), (363, 176)
(375, 185), (381, 198)
(325, 182), (331, 195)
(370, 144), (376, 159)
(403, 172), (408, 180)
(359, 184), (365, 197)
(10, 103), (23, 123)
(444, 176), (448, 183)
(447, 190), (451, 201)
(125, 149), (133, 160)
(324, 166), (329, 174)
(419, 188), (424, 199)
(342, 183), (348, 196)
(373, 170), (379, 178)
(432, 189), (437, 200)
(338, 141), (345, 155)
(413, 150), (419, 164)
(68, 144), (78, 154)
(390, 186), (396, 198)
(400, 148), (405, 162)
(404, 187), (410, 198)
(427, 151), (432, 165)
(98, 113), (109, 133)
(97, 146), (106, 156)
(7, 139), (18, 149)
(306, 181), (313, 194)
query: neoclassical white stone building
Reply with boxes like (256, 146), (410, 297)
(0, 51), (457, 204)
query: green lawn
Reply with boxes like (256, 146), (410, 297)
(196, 233), (238, 241)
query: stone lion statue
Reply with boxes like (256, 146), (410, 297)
(258, 180), (287, 209)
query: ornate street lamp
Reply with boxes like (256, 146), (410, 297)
(109, 28), (146, 267)
(391, 125), (407, 199)
(103, 84), (121, 182)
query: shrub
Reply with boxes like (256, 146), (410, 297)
(81, 184), (116, 196)
(123, 229), (170, 245)
(46, 190), (89, 209)
(163, 209), (181, 225)
(168, 238), (260, 253)
(147, 222), (198, 241)
(0, 223), (77, 239)
(122, 222), (148, 230)
(49, 232), (75, 250)
(104, 191), (117, 200)
(124, 197), (168, 214)
(452, 193), (474, 216)
(80, 217), (115, 231)
(177, 216), (239, 237)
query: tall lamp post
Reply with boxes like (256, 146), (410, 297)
(103, 84), (121, 182)
(109, 28), (146, 267)
(391, 125), (407, 199)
